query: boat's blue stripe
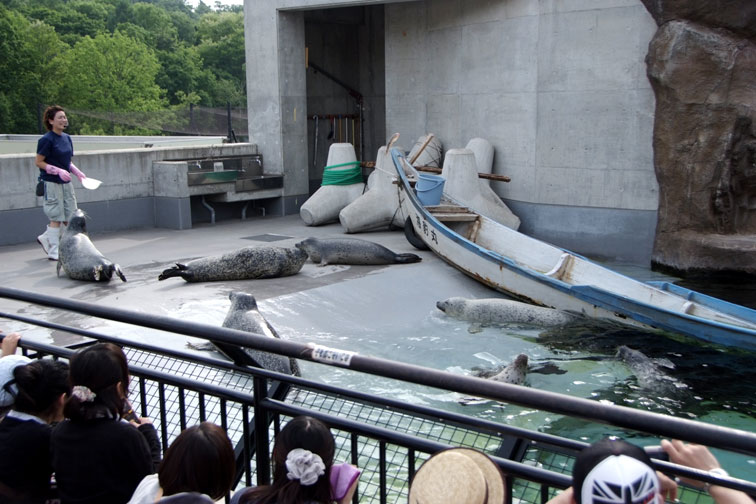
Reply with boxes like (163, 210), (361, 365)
(646, 281), (756, 325)
(389, 149), (756, 350)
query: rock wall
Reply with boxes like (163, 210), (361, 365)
(643, 0), (756, 274)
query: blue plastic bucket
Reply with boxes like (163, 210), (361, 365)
(416, 173), (445, 206)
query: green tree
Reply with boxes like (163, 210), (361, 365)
(50, 31), (166, 133)
(129, 2), (178, 51)
(195, 11), (245, 83)
(0, 6), (65, 133)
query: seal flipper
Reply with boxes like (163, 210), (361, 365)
(158, 263), (189, 281)
(394, 253), (422, 264)
(114, 264), (127, 282)
(56, 262), (62, 277)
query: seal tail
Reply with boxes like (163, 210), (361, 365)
(394, 253), (422, 264)
(158, 263), (189, 281)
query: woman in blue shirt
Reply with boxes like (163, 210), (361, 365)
(35, 105), (88, 261)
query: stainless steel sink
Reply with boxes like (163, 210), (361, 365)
(187, 170), (239, 185)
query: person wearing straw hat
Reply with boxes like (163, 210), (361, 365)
(35, 105), (89, 261)
(546, 438), (678, 504)
(408, 447), (507, 504)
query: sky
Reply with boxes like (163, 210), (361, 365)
(185, 0), (244, 8)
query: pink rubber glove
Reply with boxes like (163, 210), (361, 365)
(69, 162), (86, 181)
(45, 164), (71, 182)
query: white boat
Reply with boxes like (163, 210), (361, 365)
(390, 148), (756, 351)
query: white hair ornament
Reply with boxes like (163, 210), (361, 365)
(285, 448), (326, 486)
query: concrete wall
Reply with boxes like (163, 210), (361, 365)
(385, 0), (659, 263)
(0, 143), (265, 246)
(246, 0), (659, 263)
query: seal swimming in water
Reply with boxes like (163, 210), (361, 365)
(459, 354), (529, 405)
(436, 297), (576, 327)
(158, 246), (307, 282)
(294, 237), (421, 266)
(616, 345), (685, 395)
(213, 292), (299, 376)
(57, 209), (126, 282)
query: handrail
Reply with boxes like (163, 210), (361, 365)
(2, 286), (756, 456)
(3, 286), (756, 499)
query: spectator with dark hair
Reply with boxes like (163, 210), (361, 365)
(0, 358), (70, 503)
(547, 438), (677, 504)
(35, 105), (88, 261)
(128, 421), (235, 503)
(51, 342), (161, 504)
(232, 415), (360, 504)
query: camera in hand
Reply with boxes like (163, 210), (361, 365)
(122, 400), (139, 422)
(644, 445), (669, 461)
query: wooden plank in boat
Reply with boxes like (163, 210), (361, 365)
(432, 212), (479, 222)
(427, 205), (472, 213)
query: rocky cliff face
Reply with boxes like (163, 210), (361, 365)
(642, 1), (756, 274)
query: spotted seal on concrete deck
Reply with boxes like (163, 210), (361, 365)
(436, 297), (576, 327)
(214, 292), (299, 376)
(57, 209), (126, 282)
(459, 354), (529, 405)
(158, 246), (307, 282)
(294, 237), (421, 266)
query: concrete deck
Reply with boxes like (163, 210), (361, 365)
(0, 214), (498, 353)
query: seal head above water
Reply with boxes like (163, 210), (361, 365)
(158, 246), (307, 282)
(215, 292), (299, 376)
(295, 237), (421, 266)
(459, 353), (529, 405)
(57, 209), (126, 282)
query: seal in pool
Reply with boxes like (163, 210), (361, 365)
(459, 354), (529, 405)
(158, 246), (307, 282)
(295, 237), (421, 266)
(56, 209), (126, 282)
(436, 297), (576, 327)
(212, 292), (299, 376)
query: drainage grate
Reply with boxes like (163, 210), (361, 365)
(242, 234), (293, 242)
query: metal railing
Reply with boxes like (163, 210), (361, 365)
(1, 286), (755, 503)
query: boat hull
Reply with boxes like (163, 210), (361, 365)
(391, 149), (756, 351)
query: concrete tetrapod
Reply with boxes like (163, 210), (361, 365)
(339, 146), (408, 233)
(300, 143), (365, 226)
(441, 148), (521, 230)
(465, 138), (494, 186)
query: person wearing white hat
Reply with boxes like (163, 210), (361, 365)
(0, 331), (31, 419)
(547, 438), (678, 504)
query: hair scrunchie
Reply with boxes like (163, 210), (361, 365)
(72, 385), (96, 402)
(285, 448), (326, 486)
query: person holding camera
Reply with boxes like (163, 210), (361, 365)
(51, 343), (160, 504)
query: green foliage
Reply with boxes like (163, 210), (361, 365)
(0, 6), (65, 133)
(50, 31), (166, 133)
(1, 0), (247, 134)
(196, 11), (246, 82)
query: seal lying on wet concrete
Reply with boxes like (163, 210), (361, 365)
(295, 237), (422, 266)
(158, 246), (307, 282)
(213, 292), (299, 376)
(459, 354), (529, 405)
(57, 209), (126, 282)
(436, 297), (576, 327)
